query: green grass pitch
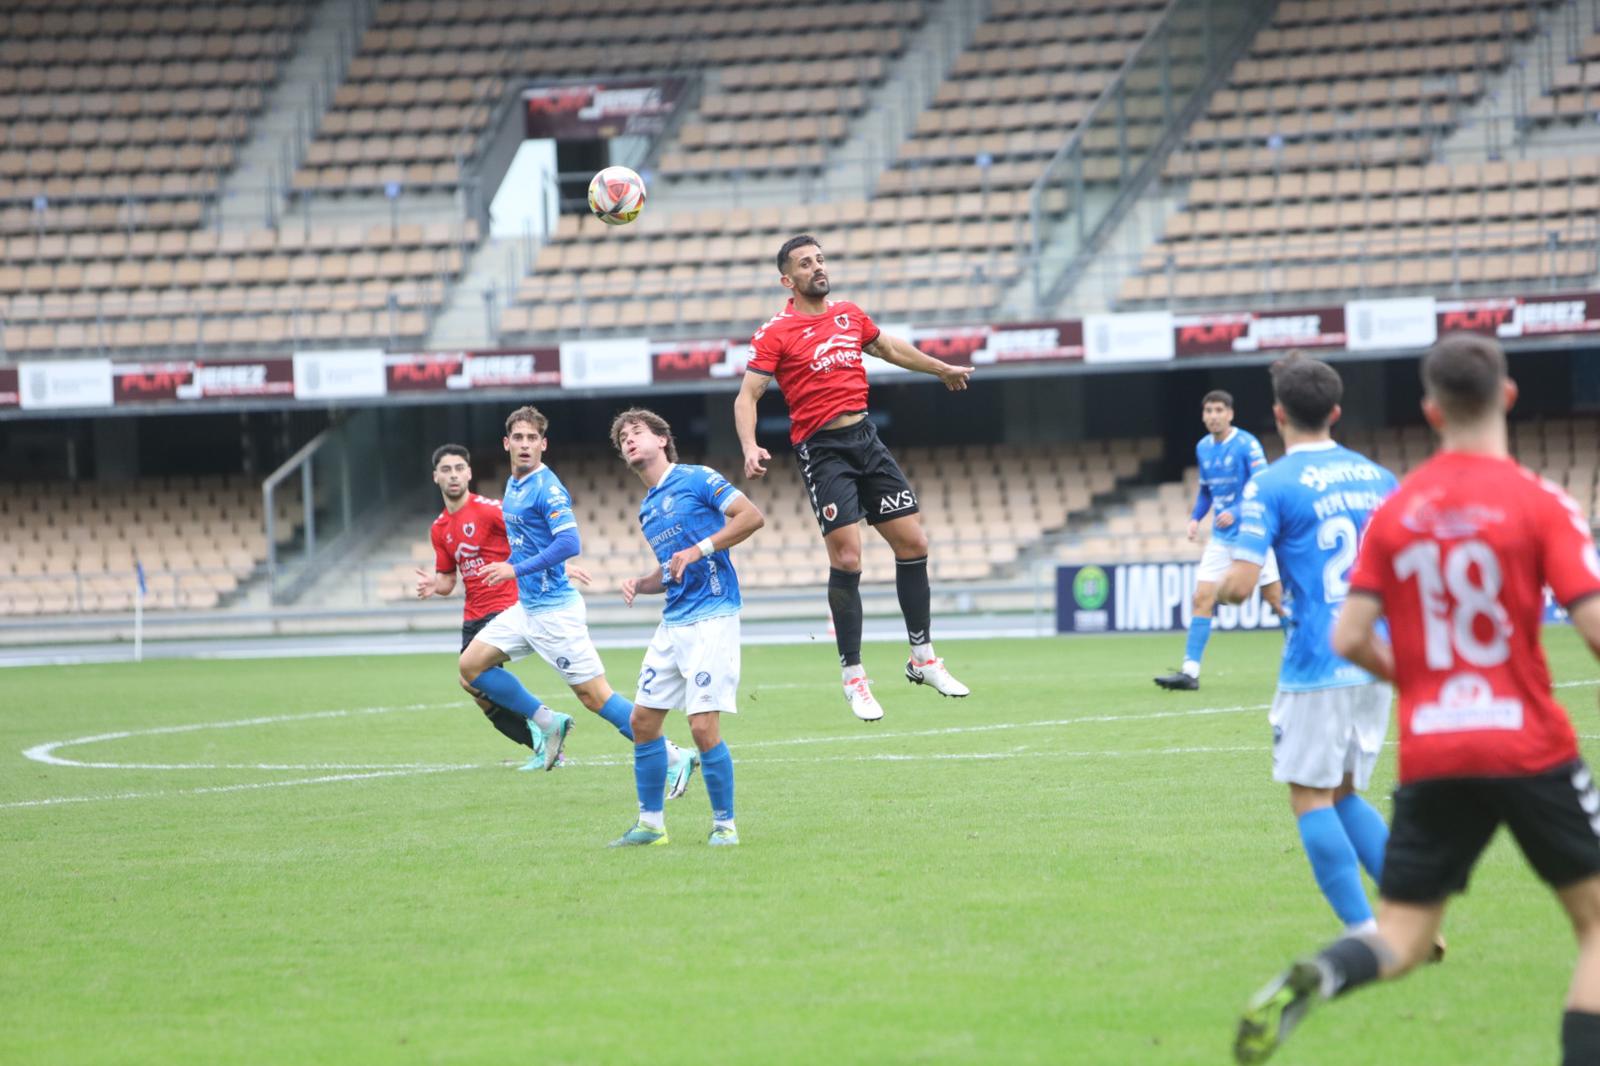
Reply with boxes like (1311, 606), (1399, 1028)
(2, 629), (1597, 1064)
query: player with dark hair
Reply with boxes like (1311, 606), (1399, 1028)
(1215, 355), (1399, 937)
(1155, 389), (1285, 691)
(416, 443), (557, 770)
(734, 234), (975, 722)
(607, 408), (765, 847)
(1233, 335), (1600, 1065)
(454, 408), (697, 793)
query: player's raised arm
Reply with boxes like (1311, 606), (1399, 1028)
(863, 333), (973, 391)
(734, 371), (773, 478)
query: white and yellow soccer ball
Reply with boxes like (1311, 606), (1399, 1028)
(587, 165), (647, 226)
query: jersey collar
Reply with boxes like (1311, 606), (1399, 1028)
(646, 463), (678, 493)
(1287, 440), (1339, 454)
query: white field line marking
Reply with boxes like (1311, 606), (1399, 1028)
(10, 679), (1599, 811)
(0, 766), (479, 810)
(21, 701), (459, 770)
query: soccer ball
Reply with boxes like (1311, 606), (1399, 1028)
(587, 166), (647, 226)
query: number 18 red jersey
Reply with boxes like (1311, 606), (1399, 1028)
(1349, 451), (1600, 783)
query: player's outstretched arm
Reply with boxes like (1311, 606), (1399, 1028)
(734, 371), (773, 478)
(863, 334), (973, 391)
(1332, 592), (1395, 681)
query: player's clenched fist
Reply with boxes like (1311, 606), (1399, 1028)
(743, 445), (770, 478)
(480, 561), (515, 587)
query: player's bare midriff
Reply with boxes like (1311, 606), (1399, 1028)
(820, 412), (867, 431)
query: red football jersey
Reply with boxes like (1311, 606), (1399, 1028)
(430, 495), (517, 620)
(1349, 451), (1600, 783)
(747, 298), (881, 444)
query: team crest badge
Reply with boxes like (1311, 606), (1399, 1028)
(463, 522), (475, 537)
(822, 502), (838, 522)
(694, 671), (712, 688)
(834, 312), (849, 330)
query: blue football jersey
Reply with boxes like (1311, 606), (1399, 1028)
(1196, 428), (1268, 544)
(502, 465), (580, 613)
(1234, 441), (1398, 691)
(638, 464), (744, 626)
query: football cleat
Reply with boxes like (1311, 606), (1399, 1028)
(608, 821), (668, 848)
(666, 742), (700, 801)
(1154, 671), (1200, 691)
(1234, 959), (1323, 1064)
(519, 721), (548, 770)
(844, 675), (884, 721)
(707, 825), (740, 847)
(540, 713), (573, 771)
(905, 656), (970, 697)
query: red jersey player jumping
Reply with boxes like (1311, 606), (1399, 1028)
(1234, 334), (1600, 1066)
(733, 234), (975, 722)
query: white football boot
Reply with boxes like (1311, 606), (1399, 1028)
(843, 673), (885, 721)
(905, 656), (971, 698)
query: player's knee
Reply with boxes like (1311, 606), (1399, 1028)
(896, 528), (929, 558)
(457, 674), (480, 696)
(830, 546), (862, 572)
(574, 686), (608, 712)
(688, 714), (720, 751)
(629, 706), (663, 741)
(1192, 590), (1216, 615)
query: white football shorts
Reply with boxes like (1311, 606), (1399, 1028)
(1269, 682), (1394, 790)
(474, 598), (605, 686)
(1196, 536), (1280, 586)
(633, 613), (741, 716)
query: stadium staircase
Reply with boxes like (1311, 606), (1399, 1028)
(1002, 0), (1276, 321)
(214, 0), (374, 230)
(1438, 0), (1600, 163)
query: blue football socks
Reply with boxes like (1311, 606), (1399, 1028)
(596, 693), (635, 741)
(700, 741), (735, 825)
(634, 737), (668, 816)
(1334, 793), (1390, 882)
(470, 667), (554, 730)
(1182, 615), (1213, 675)
(1298, 806), (1372, 927)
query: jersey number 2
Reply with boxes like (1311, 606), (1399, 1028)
(1317, 516), (1359, 603)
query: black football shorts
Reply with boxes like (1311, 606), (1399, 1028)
(794, 417), (919, 536)
(1381, 759), (1600, 903)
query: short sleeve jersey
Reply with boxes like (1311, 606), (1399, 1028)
(1234, 441), (1398, 691)
(1196, 428), (1269, 544)
(747, 298), (881, 445)
(637, 464), (745, 626)
(1348, 451), (1600, 783)
(430, 495), (517, 620)
(501, 465), (580, 614)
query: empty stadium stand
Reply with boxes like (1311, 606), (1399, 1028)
(1115, 0), (1597, 307)
(0, 473), (302, 616)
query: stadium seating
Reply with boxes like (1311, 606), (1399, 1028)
(1114, 0), (1581, 306)
(1527, 28), (1600, 125)
(371, 438), (1163, 603)
(0, 2), (310, 235)
(295, 0), (925, 195)
(1061, 419), (1600, 564)
(0, 220), (474, 355)
(0, 473), (301, 616)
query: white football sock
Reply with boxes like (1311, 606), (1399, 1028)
(842, 663), (866, 683)
(531, 705), (556, 730)
(713, 819), (736, 831)
(1181, 660), (1201, 679)
(638, 810), (665, 830)
(911, 642), (934, 663)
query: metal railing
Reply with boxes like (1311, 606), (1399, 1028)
(1026, 0), (1276, 316)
